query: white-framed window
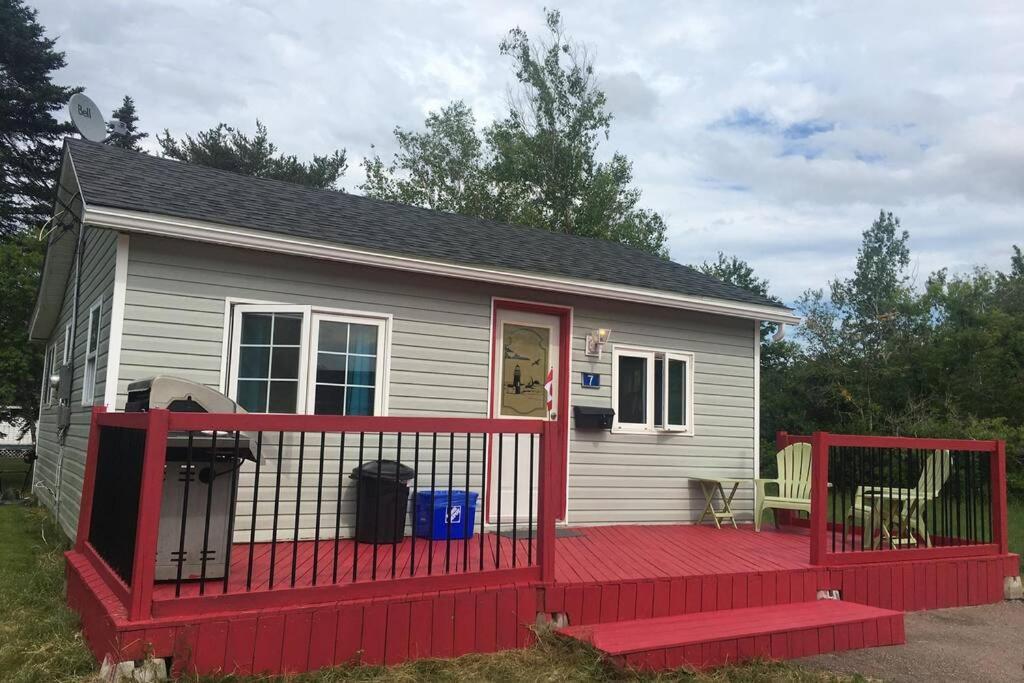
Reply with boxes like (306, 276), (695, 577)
(42, 343), (57, 406)
(227, 304), (389, 415)
(63, 322), (73, 363)
(611, 345), (694, 433)
(81, 299), (102, 406)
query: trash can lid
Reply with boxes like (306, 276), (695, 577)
(349, 459), (416, 481)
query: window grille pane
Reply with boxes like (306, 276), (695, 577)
(241, 313), (272, 344)
(238, 347), (270, 378)
(347, 354), (376, 386)
(617, 355), (646, 424)
(272, 314), (302, 345)
(668, 359), (686, 425)
(317, 320), (348, 352)
(237, 380), (268, 412)
(349, 324), (378, 355)
(654, 358), (664, 427)
(314, 384), (344, 415)
(270, 347), (300, 379)
(268, 380), (298, 413)
(345, 387), (374, 416)
(88, 309), (100, 353)
(316, 353), (346, 384)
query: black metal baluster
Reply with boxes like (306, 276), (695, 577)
(291, 431), (306, 587)
(352, 432), (365, 582)
(312, 432), (326, 586)
(411, 433), (420, 578)
(392, 433), (402, 579)
(199, 430), (218, 596)
(428, 433), (437, 576)
(920, 449), (927, 548)
(886, 444), (894, 549)
(445, 433), (455, 574)
(223, 431), (241, 595)
(966, 448), (974, 544)
(527, 433), (534, 566)
(246, 431), (263, 591)
(269, 432), (284, 589)
(950, 454), (958, 544)
(512, 433), (519, 568)
(463, 432), (471, 573)
(332, 432), (345, 584)
(372, 431), (383, 580)
(984, 451), (992, 544)
(174, 431), (195, 598)
(479, 433), (487, 572)
(838, 447), (845, 552)
(496, 435), (503, 569)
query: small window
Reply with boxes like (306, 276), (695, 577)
(612, 346), (694, 433)
(229, 305), (389, 415)
(42, 344), (57, 406)
(63, 322), (73, 363)
(81, 300), (102, 405)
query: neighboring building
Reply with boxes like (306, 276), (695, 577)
(30, 139), (797, 541)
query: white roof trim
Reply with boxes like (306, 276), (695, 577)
(84, 205), (801, 325)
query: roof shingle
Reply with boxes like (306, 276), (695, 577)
(67, 138), (787, 311)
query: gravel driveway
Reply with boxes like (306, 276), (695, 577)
(798, 601), (1024, 682)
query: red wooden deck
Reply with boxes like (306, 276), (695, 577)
(153, 524), (810, 601)
(67, 522), (1018, 676)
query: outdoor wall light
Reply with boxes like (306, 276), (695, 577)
(585, 328), (612, 358)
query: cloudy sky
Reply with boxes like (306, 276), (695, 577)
(34, 0), (1024, 302)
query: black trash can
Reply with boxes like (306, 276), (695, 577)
(350, 460), (416, 544)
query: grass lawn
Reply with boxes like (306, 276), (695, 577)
(0, 505), (862, 682)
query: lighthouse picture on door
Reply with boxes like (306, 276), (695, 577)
(500, 324), (549, 418)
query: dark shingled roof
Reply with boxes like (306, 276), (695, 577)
(66, 138), (787, 311)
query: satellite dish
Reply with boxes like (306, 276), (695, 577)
(68, 93), (107, 142)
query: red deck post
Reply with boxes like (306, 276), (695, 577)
(809, 431), (829, 565)
(536, 420), (559, 583)
(75, 406), (107, 551)
(127, 408), (169, 621)
(991, 440), (1009, 555)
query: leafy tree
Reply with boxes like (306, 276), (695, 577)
(0, 0), (79, 238)
(105, 95), (147, 151)
(158, 121), (347, 190)
(0, 234), (44, 438)
(695, 252), (782, 343)
(362, 9), (668, 255)
(362, 102), (492, 215)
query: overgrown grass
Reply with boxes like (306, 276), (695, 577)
(0, 504), (96, 682)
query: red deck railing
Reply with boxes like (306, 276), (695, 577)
(75, 407), (563, 621)
(777, 431), (1009, 566)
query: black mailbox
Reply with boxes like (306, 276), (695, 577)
(573, 405), (615, 430)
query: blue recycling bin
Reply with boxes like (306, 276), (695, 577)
(414, 490), (478, 540)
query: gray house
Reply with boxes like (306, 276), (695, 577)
(30, 139), (797, 541)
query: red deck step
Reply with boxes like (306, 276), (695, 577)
(558, 600), (905, 671)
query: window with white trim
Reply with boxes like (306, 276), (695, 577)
(612, 346), (694, 433)
(228, 305), (388, 415)
(81, 300), (102, 406)
(63, 322), (73, 363)
(42, 343), (57, 405)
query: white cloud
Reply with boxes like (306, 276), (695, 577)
(33, 0), (1024, 301)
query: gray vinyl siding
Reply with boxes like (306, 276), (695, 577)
(34, 227), (118, 539)
(117, 235), (757, 543)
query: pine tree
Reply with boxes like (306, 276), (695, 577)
(106, 95), (148, 151)
(0, 0), (80, 238)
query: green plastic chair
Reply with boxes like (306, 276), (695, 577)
(846, 450), (952, 548)
(755, 442), (813, 532)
